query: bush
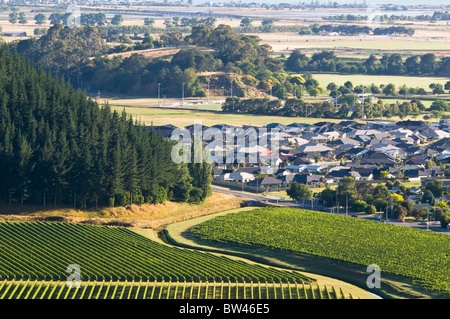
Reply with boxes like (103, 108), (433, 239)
(351, 200), (367, 212)
(44, 216), (67, 222)
(188, 187), (204, 204)
(365, 205), (377, 214)
(439, 211), (450, 228)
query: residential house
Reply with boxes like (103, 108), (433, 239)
(421, 129), (450, 140)
(403, 169), (432, 181)
(352, 167), (374, 181)
(322, 131), (343, 140)
(396, 120), (426, 131)
(296, 143), (333, 153)
(360, 151), (397, 166)
(404, 154), (433, 165)
(292, 174), (323, 186)
(216, 171), (256, 182)
(248, 176), (282, 188)
(328, 137), (360, 147)
(390, 128), (414, 138)
(152, 124), (178, 138)
(429, 138), (450, 152)
(369, 143), (406, 158)
(301, 133), (329, 144)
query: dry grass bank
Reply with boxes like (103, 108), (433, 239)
(0, 192), (246, 230)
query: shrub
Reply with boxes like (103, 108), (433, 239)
(351, 200), (367, 212)
(365, 205), (377, 214)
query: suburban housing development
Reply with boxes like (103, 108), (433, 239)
(155, 119), (450, 208)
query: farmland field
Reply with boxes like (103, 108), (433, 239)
(108, 105), (353, 127)
(0, 220), (313, 283)
(190, 207), (450, 297)
(0, 278), (353, 299)
(307, 73), (450, 90)
(0, 220), (364, 299)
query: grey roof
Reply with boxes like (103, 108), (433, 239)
(248, 176), (282, 186)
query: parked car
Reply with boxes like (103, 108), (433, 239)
(418, 221), (429, 225)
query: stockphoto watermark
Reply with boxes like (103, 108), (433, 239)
(66, 4), (81, 28)
(366, 264), (381, 289)
(66, 264), (81, 289)
(170, 121), (281, 166)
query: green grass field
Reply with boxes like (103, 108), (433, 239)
(109, 105), (352, 127)
(190, 207), (450, 297)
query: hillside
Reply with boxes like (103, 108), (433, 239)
(0, 44), (212, 210)
(190, 207), (450, 298)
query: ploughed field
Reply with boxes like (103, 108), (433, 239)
(190, 207), (450, 296)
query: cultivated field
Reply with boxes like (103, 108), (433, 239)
(165, 207), (378, 299)
(0, 278), (353, 300)
(311, 73), (450, 90)
(0, 219), (361, 299)
(190, 207), (450, 298)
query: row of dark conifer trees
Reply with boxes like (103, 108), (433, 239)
(0, 45), (211, 209)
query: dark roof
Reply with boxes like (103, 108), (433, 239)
(265, 123), (288, 130)
(328, 169), (352, 178)
(360, 151), (396, 165)
(405, 154), (432, 165)
(404, 169), (432, 178)
(338, 120), (359, 127)
(293, 174), (322, 184)
(395, 120), (426, 129)
(429, 138), (450, 152)
(405, 146), (425, 154)
(151, 124), (178, 137)
(213, 168), (232, 175)
(248, 176), (282, 186)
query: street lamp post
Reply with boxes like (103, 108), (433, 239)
(181, 82), (185, 106)
(230, 79), (233, 97)
(207, 78), (210, 104)
(158, 83), (161, 107)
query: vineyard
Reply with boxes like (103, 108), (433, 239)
(190, 207), (450, 296)
(0, 279), (353, 299)
(0, 220), (356, 299)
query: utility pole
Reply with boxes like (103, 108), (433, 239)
(335, 90), (338, 109)
(336, 188), (339, 214)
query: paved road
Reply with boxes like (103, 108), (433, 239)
(212, 186), (450, 235)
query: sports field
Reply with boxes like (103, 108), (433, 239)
(109, 105), (352, 127)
